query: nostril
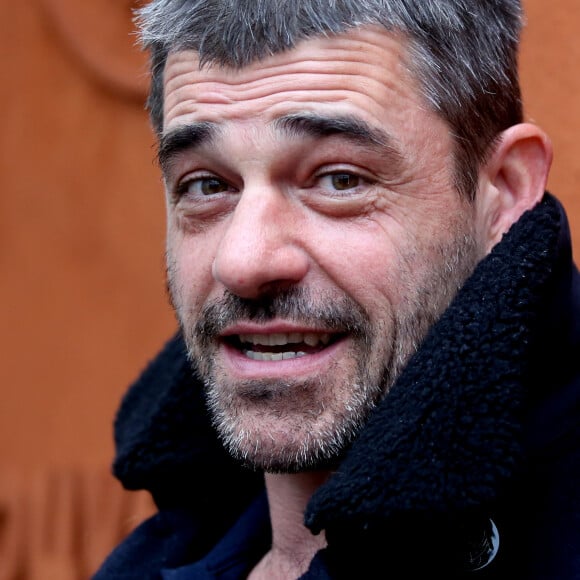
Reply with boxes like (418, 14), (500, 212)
(213, 243), (310, 299)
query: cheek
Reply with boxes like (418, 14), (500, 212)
(307, 220), (403, 309)
(166, 231), (217, 315)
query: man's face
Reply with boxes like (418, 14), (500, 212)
(160, 27), (486, 472)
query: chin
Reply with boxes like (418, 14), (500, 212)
(205, 376), (378, 473)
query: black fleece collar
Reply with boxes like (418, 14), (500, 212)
(306, 193), (569, 533)
(112, 194), (578, 531)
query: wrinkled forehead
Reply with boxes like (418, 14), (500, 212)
(158, 27), (456, 186)
(160, 27), (429, 134)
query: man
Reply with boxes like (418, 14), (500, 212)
(95, 1), (580, 578)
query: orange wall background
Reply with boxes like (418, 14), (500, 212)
(520, 1), (580, 234)
(0, 0), (578, 577)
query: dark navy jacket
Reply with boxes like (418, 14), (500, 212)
(94, 194), (580, 579)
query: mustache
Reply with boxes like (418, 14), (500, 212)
(193, 287), (371, 339)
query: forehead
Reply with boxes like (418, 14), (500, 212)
(161, 27), (430, 134)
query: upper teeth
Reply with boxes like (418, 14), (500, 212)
(239, 332), (331, 347)
(245, 351), (308, 361)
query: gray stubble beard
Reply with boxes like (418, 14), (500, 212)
(169, 226), (481, 474)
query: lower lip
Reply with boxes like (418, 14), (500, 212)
(220, 338), (347, 380)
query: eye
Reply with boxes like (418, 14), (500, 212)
(326, 173), (360, 190)
(177, 175), (234, 197)
(317, 171), (367, 193)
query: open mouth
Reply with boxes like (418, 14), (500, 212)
(224, 332), (340, 361)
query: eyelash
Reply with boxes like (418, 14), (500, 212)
(173, 168), (372, 200)
(314, 167), (376, 196)
(175, 174), (235, 198)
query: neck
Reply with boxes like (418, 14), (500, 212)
(249, 471), (330, 580)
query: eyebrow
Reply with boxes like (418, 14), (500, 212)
(273, 112), (404, 166)
(158, 112), (403, 175)
(274, 112), (392, 148)
(158, 121), (219, 174)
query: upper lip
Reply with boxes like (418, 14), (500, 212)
(238, 332), (332, 347)
(219, 321), (340, 337)
(219, 322), (341, 349)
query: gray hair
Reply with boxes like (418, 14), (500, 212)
(135, 0), (524, 199)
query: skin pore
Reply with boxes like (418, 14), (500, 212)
(159, 25), (551, 579)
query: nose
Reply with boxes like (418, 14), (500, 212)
(212, 185), (310, 298)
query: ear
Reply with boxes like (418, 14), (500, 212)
(475, 123), (553, 253)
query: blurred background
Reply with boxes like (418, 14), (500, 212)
(0, 0), (578, 578)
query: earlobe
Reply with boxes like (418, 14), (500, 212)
(476, 123), (553, 252)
